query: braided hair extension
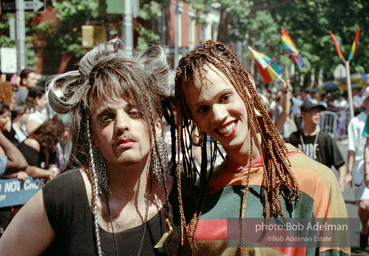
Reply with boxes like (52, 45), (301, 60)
(147, 107), (178, 255)
(174, 40), (301, 249)
(46, 39), (177, 254)
(161, 96), (179, 182)
(86, 116), (103, 256)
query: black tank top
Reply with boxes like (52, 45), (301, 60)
(42, 169), (182, 255)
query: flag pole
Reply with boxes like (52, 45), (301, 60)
(345, 60), (354, 119)
(284, 63), (291, 90)
(264, 61), (286, 85)
(329, 28), (359, 120)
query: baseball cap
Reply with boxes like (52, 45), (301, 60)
(364, 87), (369, 99)
(301, 100), (326, 112)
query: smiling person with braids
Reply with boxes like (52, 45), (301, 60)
(0, 39), (182, 255)
(174, 40), (350, 255)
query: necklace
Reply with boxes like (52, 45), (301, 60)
(299, 131), (319, 160)
(104, 178), (152, 256)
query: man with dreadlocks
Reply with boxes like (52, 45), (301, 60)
(0, 39), (181, 255)
(174, 40), (350, 255)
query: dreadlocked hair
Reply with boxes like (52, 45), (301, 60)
(46, 38), (177, 255)
(174, 40), (301, 249)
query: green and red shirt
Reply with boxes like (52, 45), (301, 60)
(188, 144), (350, 256)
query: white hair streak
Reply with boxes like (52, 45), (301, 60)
(47, 70), (81, 114)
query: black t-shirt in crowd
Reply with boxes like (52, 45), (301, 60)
(287, 129), (345, 169)
(17, 140), (56, 168)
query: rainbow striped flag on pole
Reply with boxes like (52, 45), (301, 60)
(248, 46), (282, 84)
(348, 28), (360, 61)
(329, 30), (344, 60)
(281, 27), (305, 69)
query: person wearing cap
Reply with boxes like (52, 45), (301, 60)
(358, 88), (369, 248)
(288, 100), (347, 193)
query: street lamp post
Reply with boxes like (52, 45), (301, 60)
(174, 0), (179, 69)
(16, 0), (26, 72)
(123, 0), (133, 57)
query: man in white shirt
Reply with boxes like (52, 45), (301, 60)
(348, 87), (369, 248)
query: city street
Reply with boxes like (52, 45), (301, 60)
(337, 139), (369, 255)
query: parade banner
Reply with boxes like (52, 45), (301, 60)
(0, 177), (45, 207)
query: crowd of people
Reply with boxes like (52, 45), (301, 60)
(0, 68), (71, 233)
(0, 39), (360, 255)
(255, 65), (369, 251)
(258, 83), (366, 142)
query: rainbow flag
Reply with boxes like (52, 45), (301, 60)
(281, 27), (305, 69)
(329, 30), (344, 60)
(348, 28), (360, 61)
(248, 46), (282, 84)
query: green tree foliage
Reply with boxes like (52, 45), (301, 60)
(33, 0), (99, 73)
(48, 0), (98, 56)
(0, 0), (99, 73)
(0, 14), (16, 48)
(136, 0), (168, 51)
(274, 0), (369, 80)
(187, 0), (369, 85)
(0, 13), (39, 68)
(0, 0), (168, 73)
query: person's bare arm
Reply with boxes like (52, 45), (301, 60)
(274, 78), (292, 132)
(346, 150), (355, 188)
(26, 165), (52, 180)
(337, 164), (347, 193)
(26, 120), (41, 135)
(3, 171), (29, 182)
(0, 190), (55, 255)
(0, 131), (28, 175)
(364, 137), (369, 187)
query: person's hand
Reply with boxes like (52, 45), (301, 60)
(338, 176), (346, 193)
(16, 171), (28, 182)
(282, 78), (293, 101)
(47, 167), (60, 181)
(284, 77), (292, 91)
(345, 173), (353, 188)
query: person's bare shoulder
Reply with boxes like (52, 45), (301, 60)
(24, 138), (41, 152)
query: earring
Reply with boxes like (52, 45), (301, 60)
(191, 125), (205, 146)
(151, 136), (170, 181)
(91, 148), (109, 193)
